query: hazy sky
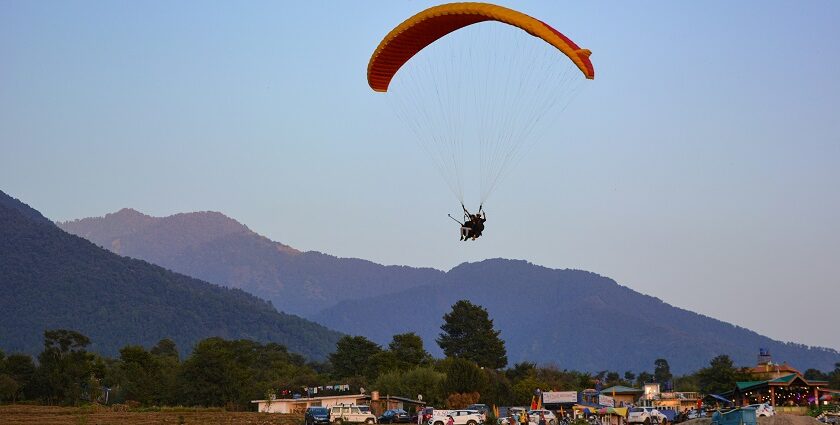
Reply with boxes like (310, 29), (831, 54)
(2, 1), (839, 355)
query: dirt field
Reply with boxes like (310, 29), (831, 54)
(681, 414), (822, 425)
(0, 404), (304, 425)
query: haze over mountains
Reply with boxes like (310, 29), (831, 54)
(59, 209), (442, 317)
(0, 190), (342, 360)
(59, 207), (840, 374)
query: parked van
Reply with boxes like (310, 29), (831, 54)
(330, 405), (378, 424)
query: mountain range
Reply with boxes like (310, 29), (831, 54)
(59, 209), (441, 317)
(0, 190), (342, 360)
(57, 206), (840, 374)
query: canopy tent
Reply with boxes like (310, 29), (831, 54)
(706, 394), (735, 405)
(596, 408), (628, 417)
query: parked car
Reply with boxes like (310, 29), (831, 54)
(627, 407), (668, 425)
(499, 408), (528, 425)
(467, 405), (490, 422)
(499, 408), (544, 425)
(430, 410), (484, 425)
(418, 407), (435, 425)
(307, 407), (331, 425)
(746, 404), (775, 417)
(380, 409), (413, 424)
(528, 410), (558, 425)
(330, 405), (378, 424)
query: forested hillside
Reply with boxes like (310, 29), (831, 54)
(59, 209), (442, 317)
(315, 259), (840, 373)
(0, 190), (342, 360)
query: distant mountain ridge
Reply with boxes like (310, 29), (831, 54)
(0, 190), (342, 359)
(58, 207), (840, 374)
(315, 259), (840, 373)
(59, 209), (442, 317)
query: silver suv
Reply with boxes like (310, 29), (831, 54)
(330, 405), (378, 424)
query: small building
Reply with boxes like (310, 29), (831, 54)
(599, 386), (643, 407)
(727, 373), (832, 414)
(636, 383), (700, 412)
(252, 394), (365, 414)
(361, 393), (426, 416)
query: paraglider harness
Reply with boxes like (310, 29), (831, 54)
(449, 204), (486, 241)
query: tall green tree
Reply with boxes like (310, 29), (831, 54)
(3, 354), (35, 401)
(330, 336), (383, 380)
(635, 371), (653, 387)
(803, 368), (828, 381)
(33, 329), (95, 405)
(0, 374), (17, 402)
(696, 355), (741, 395)
(829, 363), (840, 390)
(119, 345), (164, 405)
(177, 338), (252, 408)
(606, 371), (622, 387)
(150, 339), (181, 404)
(437, 300), (507, 369)
(389, 333), (431, 368)
(150, 338), (179, 360)
(654, 359), (672, 387)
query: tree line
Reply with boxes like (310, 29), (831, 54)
(1, 300), (839, 410)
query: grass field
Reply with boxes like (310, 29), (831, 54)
(0, 404), (304, 425)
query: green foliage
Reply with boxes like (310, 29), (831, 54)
(654, 359), (672, 385)
(373, 367), (446, 407)
(696, 355), (749, 395)
(2, 353), (36, 401)
(437, 300), (507, 369)
(176, 338), (313, 409)
(532, 365), (592, 392)
(506, 362), (537, 382)
(0, 196), (342, 361)
(481, 368), (513, 406)
(673, 374), (700, 392)
(439, 357), (487, 395)
(0, 374), (19, 402)
(511, 376), (548, 405)
(119, 345), (170, 405)
(33, 330), (96, 405)
(330, 336), (383, 381)
(636, 371), (654, 387)
(389, 333), (432, 368)
(830, 362), (840, 390)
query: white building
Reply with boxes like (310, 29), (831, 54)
(252, 394), (365, 414)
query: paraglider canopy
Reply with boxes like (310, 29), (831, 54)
(367, 2), (594, 92)
(368, 2), (594, 206)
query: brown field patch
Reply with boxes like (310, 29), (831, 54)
(0, 404), (303, 425)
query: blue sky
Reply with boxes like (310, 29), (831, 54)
(2, 1), (839, 355)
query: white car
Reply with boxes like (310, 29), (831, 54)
(747, 404), (775, 417)
(528, 410), (558, 425)
(330, 405), (378, 424)
(498, 409), (555, 425)
(627, 407), (668, 425)
(430, 410), (484, 425)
